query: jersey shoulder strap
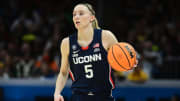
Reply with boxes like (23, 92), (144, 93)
(93, 29), (102, 44)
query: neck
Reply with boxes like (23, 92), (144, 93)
(77, 26), (94, 41)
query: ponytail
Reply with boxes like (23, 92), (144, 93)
(92, 17), (100, 29)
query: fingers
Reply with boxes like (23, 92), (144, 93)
(54, 95), (64, 101)
(133, 64), (137, 68)
(60, 96), (64, 101)
(133, 60), (138, 68)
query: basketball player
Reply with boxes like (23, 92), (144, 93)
(54, 3), (136, 101)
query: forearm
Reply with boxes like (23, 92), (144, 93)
(54, 72), (69, 95)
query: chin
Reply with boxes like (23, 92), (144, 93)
(75, 26), (83, 30)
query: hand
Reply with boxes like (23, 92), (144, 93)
(133, 51), (140, 68)
(54, 94), (64, 101)
(133, 60), (138, 68)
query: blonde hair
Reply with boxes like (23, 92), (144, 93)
(77, 3), (100, 29)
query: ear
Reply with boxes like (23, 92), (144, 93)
(90, 15), (95, 22)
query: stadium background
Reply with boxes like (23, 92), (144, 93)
(0, 0), (180, 101)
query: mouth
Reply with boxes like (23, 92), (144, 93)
(75, 21), (80, 25)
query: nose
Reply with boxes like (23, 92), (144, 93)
(74, 15), (80, 20)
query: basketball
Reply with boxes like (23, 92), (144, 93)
(108, 42), (137, 72)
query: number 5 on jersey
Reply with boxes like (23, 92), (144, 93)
(84, 64), (94, 79)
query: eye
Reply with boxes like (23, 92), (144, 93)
(73, 13), (76, 17)
(79, 12), (84, 16)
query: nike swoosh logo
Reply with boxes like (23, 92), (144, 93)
(73, 50), (80, 54)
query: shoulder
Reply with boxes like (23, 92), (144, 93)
(102, 29), (113, 37)
(61, 37), (69, 47)
(60, 37), (70, 54)
(102, 29), (117, 40)
(101, 29), (118, 50)
(102, 29), (118, 43)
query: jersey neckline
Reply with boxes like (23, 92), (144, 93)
(75, 29), (96, 50)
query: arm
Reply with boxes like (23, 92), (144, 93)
(54, 37), (70, 101)
(102, 30), (138, 68)
(102, 30), (118, 51)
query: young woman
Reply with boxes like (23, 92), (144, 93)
(54, 3), (131, 101)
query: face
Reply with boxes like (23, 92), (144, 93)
(73, 4), (94, 29)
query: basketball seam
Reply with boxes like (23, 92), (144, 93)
(115, 44), (131, 68)
(112, 45), (129, 71)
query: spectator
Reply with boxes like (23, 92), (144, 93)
(34, 47), (59, 78)
(15, 43), (35, 78)
(127, 52), (149, 83)
(15, 54), (35, 78)
(127, 67), (149, 83)
(142, 40), (162, 78)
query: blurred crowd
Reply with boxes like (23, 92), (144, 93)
(0, 0), (74, 79)
(0, 0), (180, 81)
(107, 0), (180, 81)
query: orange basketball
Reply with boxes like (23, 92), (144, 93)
(108, 42), (137, 72)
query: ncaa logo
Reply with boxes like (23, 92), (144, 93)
(72, 45), (77, 50)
